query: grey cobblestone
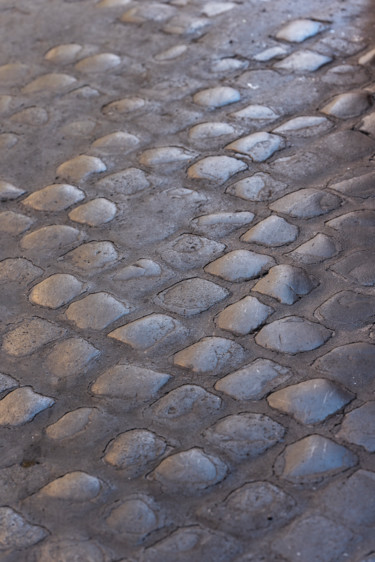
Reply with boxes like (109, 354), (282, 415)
(1, 0), (375, 559)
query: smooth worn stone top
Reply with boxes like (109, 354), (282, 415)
(0, 507), (48, 550)
(187, 155), (247, 182)
(226, 132), (284, 162)
(29, 273), (84, 309)
(321, 91), (372, 118)
(216, 295), (274, 336)
(0, 387), (54, 427)
(22, 73), (77, 94)
(274, 50), (332, 72)
(275, 19), (326, 43)
(0, 181), (25, 201)
(193, 86), (240, 107)
(39, 471), (101, 501)
(252, 264), (316, 304)
(75, 53), (121, 72)
(2, 317), (65, 357)
(57, 155), (107, 182)
(174, 336), (244, 373)
(22, 184), (85, 212)
(256, 316), (331, 354)
(242, 215), (298, 246)
(205, 249), (275, 282)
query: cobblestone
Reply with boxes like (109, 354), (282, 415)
(1, 0), (375, 557)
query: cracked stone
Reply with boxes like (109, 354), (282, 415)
(66, 292), (130, 329)
(268, 379), (353, 424)
(321, 91), (371, 118)
(91, 364), (170, 402)
(337, 402), (375, 452)
(276, 19), (326, 42)
(226, 132), (284, 162)
(231, 104), (279, 120)
(254, 46), (288, 61)
(315, 290), (375, 329)
(270, 188), (340, 218)
(272, 515), (353, 562)
(0, 374), (18, 393)
(23, 183), (85, 211)
(23, 73), (77, 94)
(21, 225), (81, 254)
(57, 155), (106, 182)
(193, 86), (240, 107)
(330, 250), (375, 286)
(276, 435), (357, 482)
(198, 482), (295, 535)
(156, 278), (229, 317)
(44, 337), (100, 378)
(39, 471), (101, 501)
(152, 384), (221, 423)
(0, 211), (33, 234)
(108, 314), (186, 350)
(75, 53), (121, 72)
(69, 198), (117, 226)
(0, 181), (25, 201)
(256, 316), (331, 354)
(273, 116), (332, 137)
(314, 342), (375, 392)
(205, 250), (275, 282)
(139, 146), (195, 166)
(216, 296), (274, 336)
(0, 507), (47, 550)
(151, 448), (227, 493)
(330, 171), (375, 198)
(160, 234), (225, 270)
(92, 131), (139, 152)
(29, 274), (84, 309)
(97, 167), (150, 196)
(215, 358), (291, 401)
(174, 337), (244, 373)
(227, 173), (287, 202)
(0, 258), (43, 284)
(115, 258), (161, 280)
(187, 155), (247, 182)
(46, 408), (98, 440)
(253, 265), (316, 304)
(320, 469), (375, 527)
(242, 215), (298, 246)
(204, 413), (285, 461)
(189, 122), (235, 140)
(289, 233), (337, 264)
(106, 497), (161, 539)
(2, 318), (65, 356)
(64, 241), (118, 271)
(104, 430), (167, 471)
(274, 50), (332, 71)
(0, 387), (54, 426)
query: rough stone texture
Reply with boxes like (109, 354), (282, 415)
(1, 0), (375, 558)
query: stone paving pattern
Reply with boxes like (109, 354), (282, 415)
(0, 0), (375, 560)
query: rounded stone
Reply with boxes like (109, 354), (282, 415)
(192, 211), (254, 237)
(57, 155), (106, 182)
(0, 258), (43, 285)
(215, 358), (291, 401)
(202, 2), (236, 16)
(104, 429), (167, 470)
(0, 507), (47, 550)
(66, 292), (130, 329)
(231, 104), (279, 120)
(330, 249), (375, 286)
(29, 274), (84, 309)
(267, 379), (353, 424)
(0, 211), (33, 235)
(44, 337), (100, 378)
(36, 538), (107, 562)
(46, 408), (97, 440)
(23, 73), (77, 94)
(20, 225), (81, 254)
(256, 316), (331, 354)
(274, 50), (332, 72)
(69, 198), (117, 226)
(189, 122), (235, 140)
(39, 471), (101, 501)
(336, 402), (375, 452)
(174, 337), (244, 374)
(273, 116), (332, 137)
(115, 258), (161, 280)
(321, 91), (371, 118)
(64, 241), (118, 271)
(193, 86), (240, 107)
(106, 497), (160, 536)
(0, 387), (54, 427)
(44, 43), (83, 64)
(242, 215), (298, 246)
(0, 373), (18, 393)
(0, 133), (19, 149)
(102, 97), (145, 115)
(252, 265), (316, 304)
(276, 19), (326, 42)
(23, 184), (85, 211)
(91, 131), (139, 152)
(315, 290), (375, 329)
(10, 106), (49, 126)
(270, 188), (341, 218)
(216, 296), (274, 336)
(97, 168), (150, 195)
(151, 448), (227, 493)
(156, 277), (229, 316)
(203, 413), (285, 460)
(188, 156), (247, 182)
(91, 364), (170, 402)
(253, 46), (288, 62)
(75, 53), (121, 72)
(226, 132), (284, 162)
(139, 146), (195, 166)
(160, 234), (225, 270)
(289, 233), (337, 264)
(152, 385), (221, 422)
(227, 173), (287, 202)
(155, 44), (187, 61)
(2, 318), (65, 357)
(120, 3), (176, 23)
(0, 180), (25, 201)
(108, 314), (185, 350)
(205, 250), (275, 282)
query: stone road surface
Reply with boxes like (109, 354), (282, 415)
(0, 0), (375, 560)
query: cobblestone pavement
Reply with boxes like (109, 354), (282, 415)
(1, 0), (375, 560)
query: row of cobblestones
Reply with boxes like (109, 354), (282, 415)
(1, 0), (375, 560)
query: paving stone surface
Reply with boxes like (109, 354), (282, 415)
(0, 0), (374, 559)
